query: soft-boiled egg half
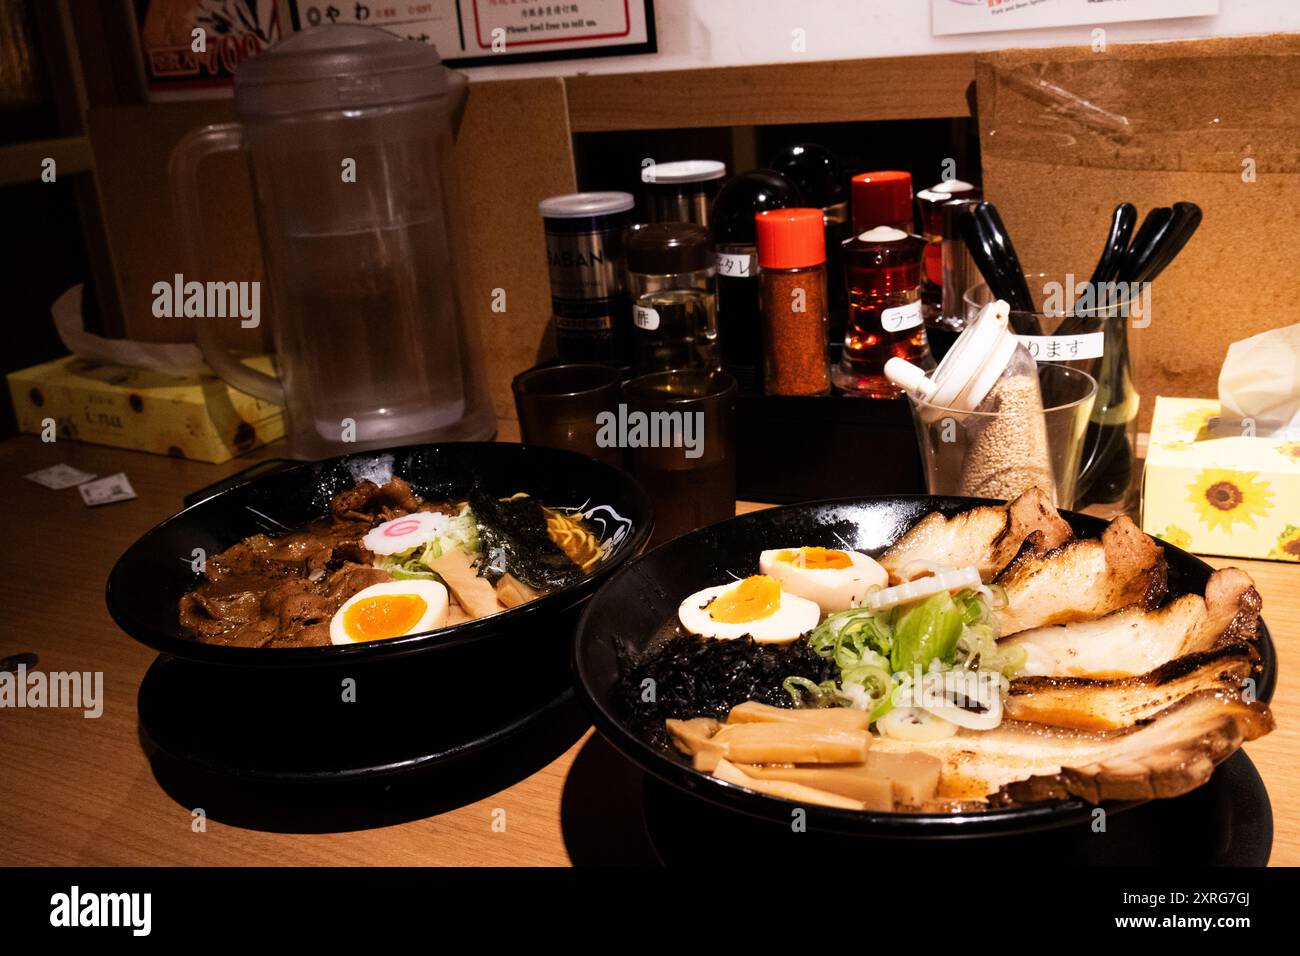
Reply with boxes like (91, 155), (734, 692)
(330, 579), (449, 645)
(678, 575), (821, 643)
(758, 546), (888, 615)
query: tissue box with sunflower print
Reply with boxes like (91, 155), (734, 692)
(1142, 396), (1300, 562)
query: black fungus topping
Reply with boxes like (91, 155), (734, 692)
(614, 633), (838, 754)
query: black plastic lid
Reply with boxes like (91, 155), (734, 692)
(709, 169), (803, 244)
(766, 143), (846, 209)
(626, 223), (713, 275)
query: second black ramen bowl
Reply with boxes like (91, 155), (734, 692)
(107, 442), (653, 670)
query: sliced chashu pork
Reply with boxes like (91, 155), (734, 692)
(871, 689), (1273, 804)
(1002, 689), (1273, 804)
(995, 514), (1166, 636)
(1000, 566), (1260, 677)
(1004, 642), (1257, 730)
(879, 487), (1072, 583)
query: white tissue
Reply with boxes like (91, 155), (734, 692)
(1214, 322), (1300, 440)
(51, 285), (211, 376)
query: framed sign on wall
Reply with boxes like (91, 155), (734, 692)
(285, 0), (656, 67)
(132, 0), (656, 99)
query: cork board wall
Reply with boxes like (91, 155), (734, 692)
(975, 34), (1300, 430)
(443, 78), (575, 421)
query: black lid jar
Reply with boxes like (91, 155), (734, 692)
(642, 160), (727, 228)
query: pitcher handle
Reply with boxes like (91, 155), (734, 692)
(168, 123), (285, 405)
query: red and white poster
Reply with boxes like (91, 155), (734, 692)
(286, 0), (655, 66)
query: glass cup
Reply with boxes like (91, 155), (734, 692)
(511, 364), (625, 469)
(622, 368), (737, 547)
(906, 363), (1097, 509)
(964, 274), (1143, 515)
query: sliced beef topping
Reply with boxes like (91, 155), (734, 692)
(329, 476), (424, 521)
(180, 480), (421, 648)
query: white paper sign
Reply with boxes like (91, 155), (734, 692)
(25, 464), (96, 490)
(634, 306), (661, 331)
(882, 302), (924, 333)
(1018, 332), (1105, 362)
(286, 1), (653, 65)
(715, 251), (753, 278)
(79, 473), (137, 507)
(932, 0), (1219, 37)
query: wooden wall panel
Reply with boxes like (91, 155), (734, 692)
(564, 53), (976, 131)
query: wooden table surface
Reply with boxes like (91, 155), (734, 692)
(1, 435), (1294, 866)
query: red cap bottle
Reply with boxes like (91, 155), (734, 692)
(754, 208), (830, 396)
(754, 208), (826, 269)
(851, 170), (913, 233)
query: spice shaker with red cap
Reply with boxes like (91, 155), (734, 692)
(755, 208), (831, 396)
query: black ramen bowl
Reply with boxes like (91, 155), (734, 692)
(108, 442), (653, 669)
(573, 495), (1277, 839)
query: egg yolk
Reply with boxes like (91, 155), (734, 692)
(708, 575), (781, 623)
(343, 594), (428, 642)
(776, 546), (852, 570)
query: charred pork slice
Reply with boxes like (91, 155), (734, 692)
(999, 566), (1260, 677)
(871, 689), (1273, 804)
(994, 514), (1167, 635)
(879, 487), (1072, 583)
(1000, 689), (1274, 804)
(1004, 642), (1258, 730)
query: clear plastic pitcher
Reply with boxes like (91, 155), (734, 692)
(169, 25), (494, 459)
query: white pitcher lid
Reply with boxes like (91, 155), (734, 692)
(235, 25), (448, 117)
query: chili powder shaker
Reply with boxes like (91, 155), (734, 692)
(766, 143), (851, 330)
(755, 208), (830, 396)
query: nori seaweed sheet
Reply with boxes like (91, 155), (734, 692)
(614, 634), (839, 755)
(469, 487), (585, 591)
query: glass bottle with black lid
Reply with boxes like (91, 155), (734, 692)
(709, 169), (802, 394)
(626, 223), (720, 376)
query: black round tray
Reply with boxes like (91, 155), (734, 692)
(137, 637), (588, 832)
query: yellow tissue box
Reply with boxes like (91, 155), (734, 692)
(7, 355), (284, 463)
(1141, 396), (1300, 562)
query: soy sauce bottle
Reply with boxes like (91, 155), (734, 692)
(710, 169), (802, 394)
(766, 143), (851, 336)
